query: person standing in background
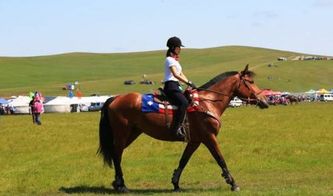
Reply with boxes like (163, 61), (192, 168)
(31, 92), (44, 125)
(29, 96), (36, 124)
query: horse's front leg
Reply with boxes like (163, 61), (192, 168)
(203, 134), (240, 191)
(172, 142), (200, 192)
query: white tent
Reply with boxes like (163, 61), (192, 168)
(305, 89), (316, 94)
(44, 96), (111, 113)
(69, 96), (111, 112)
(69, 96), (110, 105)
(7, 96), (32, 114)
(44, 96), (72, 113)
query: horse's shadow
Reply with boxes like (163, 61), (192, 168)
(59, 186), (174, 194)
(59, 186), (114, 194)
(59, 185), (221, 194)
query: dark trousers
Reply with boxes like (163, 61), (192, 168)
(164, 81), (189, 130)
(33, 113), (41, 125)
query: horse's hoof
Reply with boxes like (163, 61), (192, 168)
(231, 185), (240, 192)
(112, 181), (129, 193)
(114, 186), (129, 193)
(118, 186), (129, 193)
(173, 187), (181, 192)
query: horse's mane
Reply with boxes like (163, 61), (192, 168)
(198, 70), (256, 90)
(199, 71), (239, 90)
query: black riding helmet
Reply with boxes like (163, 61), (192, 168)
(166, 36), (184, 48)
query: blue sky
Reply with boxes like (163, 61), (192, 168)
(1, 0), (333, 56)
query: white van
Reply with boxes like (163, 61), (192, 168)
(229, 97), (243, 107)
(320, 94), (333, 102)
(88, 102), (104, 111)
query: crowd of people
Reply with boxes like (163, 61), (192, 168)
(266, 94), (317, 105)
(0, 105), (15, 115)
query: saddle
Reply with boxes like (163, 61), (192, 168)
(152, 87), (199, 111)
(153, 88), (169, 103)
(150, 88), (199, 141)
(141, 88), (220, 141)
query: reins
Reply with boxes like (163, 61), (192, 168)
(184, 72), (263, 128)
(195, 73), (241, 100)
(194, 73), (261, 103)
(196, 87), (230, 98)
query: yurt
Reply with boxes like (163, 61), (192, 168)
(44, 96), (72, 113)
(7, 96), (31, 114)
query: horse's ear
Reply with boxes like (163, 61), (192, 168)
(241, 64), (249, 76)
(244, 64), (249, 72)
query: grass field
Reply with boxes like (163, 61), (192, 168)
(1, 46), (332, 97)
(1, 102), (332, 195)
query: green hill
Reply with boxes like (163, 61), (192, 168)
(0, 46), (332, 97)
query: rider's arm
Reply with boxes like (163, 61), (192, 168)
(170, 66), (190, 84)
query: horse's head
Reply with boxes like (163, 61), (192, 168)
(234, 64), (269, 109)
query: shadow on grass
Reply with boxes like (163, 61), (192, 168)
(59, 186), (114, 194)
(59, 185), (222, 194)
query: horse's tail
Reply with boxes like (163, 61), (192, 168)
(97, 96), (117, 168)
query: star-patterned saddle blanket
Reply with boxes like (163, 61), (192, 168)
(141, 91), (199, 114)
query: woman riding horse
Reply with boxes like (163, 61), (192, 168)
(163, 36), (196, 139)
(98, 64), (268, 192)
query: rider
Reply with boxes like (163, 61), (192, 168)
(163, 36), (196, 139)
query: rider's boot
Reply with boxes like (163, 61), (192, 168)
(171, 120), (185, 140)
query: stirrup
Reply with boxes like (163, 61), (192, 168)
(177, 126), (186, 136)
(174, 127), (185, 140)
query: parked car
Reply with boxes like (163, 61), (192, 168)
(79, 104), (89, 112)
(319, 94), (333, 102)
(124, 80), (136, 85)
(140, 80), (154, 85)
(229, 97), (242, 107)
(88, 102), (104, 111)
(277, 57), (287, 61)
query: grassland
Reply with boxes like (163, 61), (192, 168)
(0, 46), (332, 97)
(1, 103), (332, 195)
(0, 46), (332, 195)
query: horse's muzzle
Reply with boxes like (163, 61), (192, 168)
(257, 95), (269, 109)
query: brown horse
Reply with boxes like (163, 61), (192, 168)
(98, 65), (268, 192)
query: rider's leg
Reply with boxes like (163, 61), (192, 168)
(164, 81), (189, 138)
(169, 91), (189, 137)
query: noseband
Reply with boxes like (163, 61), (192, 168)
(197, 73), (261, 102)
(235, 75), (265, 106)
(193, 73), (262, 126)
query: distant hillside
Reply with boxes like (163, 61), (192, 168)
(0, 46), (332, 97)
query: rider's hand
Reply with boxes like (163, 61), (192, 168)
(187, 81), (197, 89)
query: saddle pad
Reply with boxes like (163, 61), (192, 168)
(142, 94), (177, 113)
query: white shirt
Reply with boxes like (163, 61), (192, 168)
(164, 56), (182, 82)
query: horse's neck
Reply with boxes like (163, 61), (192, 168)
(200, 77), (238, 116)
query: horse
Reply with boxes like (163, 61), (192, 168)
(97, 64), (269, 192)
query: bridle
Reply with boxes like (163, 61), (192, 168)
(237, 74), (263, 103)
(196, 73), (262, 103)
(196, 88), (230, 98)
(189, 73), (263, 127)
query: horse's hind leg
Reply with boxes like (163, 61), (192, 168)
(111, 145), (129, 193)
(112, 127), (141, 193)
(172, 142), (200, 191)
(125, 128), (142, 148)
